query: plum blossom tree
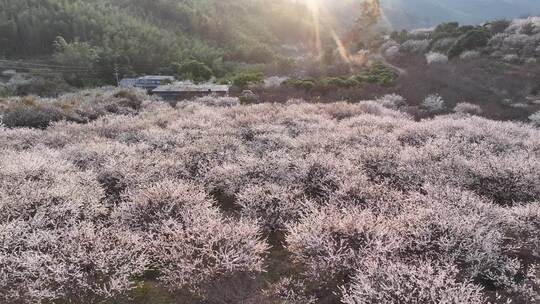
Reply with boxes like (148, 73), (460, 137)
(454, 102), (483, 115)
(0, 150), (147, 303)
(426, 52), (449, 64)
(529, 111), (540, 126)
(115, 179), (268, 293)
(422, 94), (446, 113)
(341, 260), (484, 304)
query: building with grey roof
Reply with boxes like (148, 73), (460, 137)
(133, 75), (175, 91)
(152, 83), (230, 101)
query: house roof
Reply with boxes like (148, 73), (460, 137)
(138, 75), (175, 81)
(153, 83), (230, 93)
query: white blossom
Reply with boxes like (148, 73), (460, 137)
(426, 52), (448, 64)
(422, 94), (445, 112)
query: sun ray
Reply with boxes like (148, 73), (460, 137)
(312, 4), (323, 59)
(331, 30), (352, 65)
(302, 0), (323, 59)
(300, 0), (382, 68)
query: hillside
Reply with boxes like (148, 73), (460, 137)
(0, 0), (312, 80)
(2, 8), (539, 121)
(245, 16), (540, 122)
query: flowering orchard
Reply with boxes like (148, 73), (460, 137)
(0, 90), (539, 303)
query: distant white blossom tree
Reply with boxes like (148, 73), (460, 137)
(422, 94), (446, 112)
(426, 52), (449, 64)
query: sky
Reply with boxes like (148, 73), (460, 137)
(317, 0), (540, 29)
(381, 0), (540, 29)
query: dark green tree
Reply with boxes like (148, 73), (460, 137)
(173, 60), (214, 82)
(448, 29), (491, 58)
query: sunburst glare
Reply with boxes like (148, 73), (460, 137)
(300, 0), (382, 67)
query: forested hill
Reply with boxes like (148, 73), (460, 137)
(0, 0), (312, 76)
